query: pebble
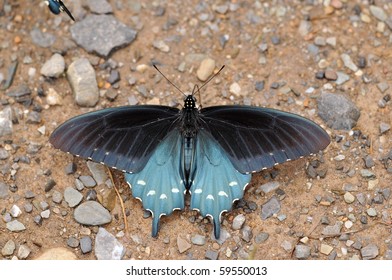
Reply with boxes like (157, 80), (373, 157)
(24, 203), (33, 213)
(366, 208), (377, 217)
(41, 209), (51, 219)
(1, 240), (16, 256)
(86, 0), (113, 14)
(177, 235), (191, 253)
(0, 148), (10, 160)
(335, 71), (350, 85)
(86, 161), (108, 185)
(95, 227), (125, 260)
(17, 244), (31, 259)
(74, 201), (112, 226)
(205, 250), (219, 260)
(361, 244), (379, 260)
(364, 155), (375, 168)
(152, 40), (170, 52)
(294, 245), (311, 259)
(325, 69), (338, 80)
(70, 15), (137, 57)
(10, 205), (22, 218)
(191, 234), (206, 246)
(229, 82), (241, 96)
(52, 190), (63, 204)
(298, 20), (312, 37)
(0, 182), (9, 199)
(46, 88), (63, 106)
(360, 169), (376, 179)
(65, 163), (77, 175)
(107, 70), (120, 85)
(320, 243), (334, 255)
(257, 181), (280, 194)
(34, 248), (77, 260)
(317, 92), (360, 130)
(34, 215), (43, 225)
(64, 187), (83, 208)
(67, 58), (99, 107)
(0, 107), (13, 137)
(377, 82), (389, 93)
(344, 192), (355, 204)
(232, 214), (246, 230)
(26, 111), (41, 124)
(380, 122), (390, 135)
(6, 220), (26, 232)
(261, 196), (281, 220)
(44, 179), (56, 192)
(67, 237), (80, 248)
(370, 5), (387, 22)
(80, 236), (92, 254)
(255, 81), (265, 91)
(334, 154), (345, 161)
(322, 222), (342, 236)
(79, 175), (97, 187)
(40, 53), (65, 78)
(341, 54), (358, 72)
(30, 28), (56, 48)
(254, 232), (269, 244)
(281, 240), (292, 252)
(197, 58), (216, 82)
(241, 225), (253, 242)
(211, 228), (231, 245)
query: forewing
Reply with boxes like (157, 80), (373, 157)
(125, 130), (186, 237)
(49, 106), (180, 173)
(190, 131), (251, 239)
(200, 106), (330, 173)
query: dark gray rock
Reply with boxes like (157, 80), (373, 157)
(257, 181), (280, 194)
(86, 161), (108, 185)
(254, 232), (269, 243)
(30, 28), (56, 48)
(294, 245), (311, 259)
(70, 15), (137, 57)
(64, 187), (83, 208)
(67, 58), (99, 107)
(40, 53), (65, 78)
(6, 220), (26, 232)
(205, 250), (219, 260)
(79, 175), (97, 187)
(241, 225), (253, 242)
(74, 201), (112, 225)
(95, 227), (125, 260)
(317, 92), (360, 130)
(361, 244), (379, 260)
(261, 196), (281, 220)
(67, 237), (80, 248)
(322, 222), (342, 236)
(65, 162), (77, 175)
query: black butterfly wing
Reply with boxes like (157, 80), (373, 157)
(199, 106), (330, 173)
(49, 106), (180, 173)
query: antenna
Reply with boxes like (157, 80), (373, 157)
(198, 65), (225, 91)
(153, 64), (187, 97)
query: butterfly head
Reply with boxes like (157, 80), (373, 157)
(183, 95), (197, 109)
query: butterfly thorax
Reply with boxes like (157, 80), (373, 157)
(179, 95), (200, 138)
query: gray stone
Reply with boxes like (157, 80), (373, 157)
(298, 20), (312, 36)
(241, 225), (253, 242)
(67, 58), (99, 107)
(70, 15), (137, 57)
(254, 232), (269, 244)
(258, 181), (280, 194)
(86, 0), (113, 14)
(80, 236), (92, 254)
(370, 5), (387, 22)
(377, 82), (389, 93)
(322, 222), (342, 236)
(17, 244), (31, 259)
(191, 234), (206, 246)
(2, 213), (12, 223)
(294, 245), (311, 259)
(232, 214), (246, 230)
(10, 205), (22, 218)
(34, 215), (43, 225)
(380, 122), (390, 135)
(67, 237), (80, 248)
(40, 209), (51, 219)
(211, 228), (231, 245)
(0, 107), (13, 137)
(360, 169), (376, 179)
(40, 53), (65, 78)
(74, 201), (112, 225)
(361, 244), (379, 260)
(364, 155), (375, 168)
(335, 71), (350, 85)
(87, 161), (108, 185)
(44, 179), (56, 192)
(6, 220), (26, 232)
(26, 111), (41, 124)
(152, 40), (170, 52)
(177, 235), (191, 253)
(281, 240), (292, 252)
(261, 196), (281, 220)
(317, 92), (360, 130)
(366, 208), (377, 217)
(0, 182), (9, 199)
(205, 250), (219, 260)
(52, 190), (63, 204)
(1, 240), (16, 256)
(385, 249), (392, 260)
(341, 54), (358, 72)
(30, 28), (56, 48)
(95, 227), (125, 260)
(65, 162), (77, 175)
(64, 187), (83, 208)
(79, 175), (97, 187)
(0, 148), (9, 160)
(40, 201), (49, 211)
(24, 203), (33, 213)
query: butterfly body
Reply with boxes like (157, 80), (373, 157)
(50, 95), (330, 239)
(45, 0), (75, 21)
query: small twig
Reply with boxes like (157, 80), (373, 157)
(107, 167), (129, 236)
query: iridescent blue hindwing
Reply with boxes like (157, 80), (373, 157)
(125, 131), (185, 236)
(190, 131), (251, 239)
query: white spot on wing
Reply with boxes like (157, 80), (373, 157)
(160, 194), (167, 199)
(218, 191), (228, 197)
(171, 188), (180, 193)
(206, 195), (214, 200)
(137, 180), (146, 186)
(194, 188), (202, 194)
(229, 181), (238, 187)
(147, 190), (156, 196)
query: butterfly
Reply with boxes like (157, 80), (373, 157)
(45, 0), (75, 21)
(49, 67), (330, 239)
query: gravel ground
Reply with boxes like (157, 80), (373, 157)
(0, 0), (391, 260)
